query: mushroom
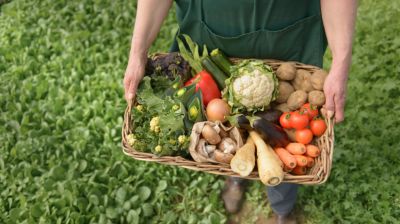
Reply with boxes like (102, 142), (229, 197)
(201, 124), (221, 145)
(218, 138), (237, 154)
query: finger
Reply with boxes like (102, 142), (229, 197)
(320, 107), (327, 117)
(126, 80), (138, 101)
(124, 72), (132, 92)
(323, 93), (335, 119)
(327, 110), (335, 120)
(334, 95), (345, 123)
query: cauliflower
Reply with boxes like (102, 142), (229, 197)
(135, 105), (143, 112)
(223, 60), (278, 112)
(126, 134), (136, 146)
(172, 104), (180, 111)
(178, 135), (187, 145)
(149, 116), (160, 132)
(154, 145), (162, 153)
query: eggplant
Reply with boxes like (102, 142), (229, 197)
(252, 118), (290, 147)
(229, 114), (289, 147)
(255, 109), (282, 124)
(228, 114), (252, 129)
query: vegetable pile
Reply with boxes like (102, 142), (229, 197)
(128, 35), (330, 185)
(127, 76), (189, 156)
(188, 121), (243, 164)
(2, 0), (397, 222)
(274, 63), (328, 111)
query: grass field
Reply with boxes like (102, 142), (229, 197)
(1, 0), (399, 223)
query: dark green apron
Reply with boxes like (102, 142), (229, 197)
(171, 0), (327, 67)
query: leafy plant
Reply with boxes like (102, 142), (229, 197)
(130, 76), (189, 156)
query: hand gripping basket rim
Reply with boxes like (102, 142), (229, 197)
(121, 55), (334, 185)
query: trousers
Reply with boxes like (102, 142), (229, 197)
(232, 177), (298, 215)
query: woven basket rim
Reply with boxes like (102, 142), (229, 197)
(121, 55), (335, 185)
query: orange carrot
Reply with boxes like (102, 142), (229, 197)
(291, 166), (307, 175)
(285, 143), (306, 155)
(274, 147), (297, 168)
(294, 155), (308, 167)
(306, 156), (314, 168)
(305, 144), (321, 158)
(283, 165), (293, 173)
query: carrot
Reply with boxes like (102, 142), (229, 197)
(291, 166), (307, 175)
(283, 165), (293, 173)
(306, 156), (314, 168)
(274, 147), (297, 168)
(305, 144), (321, 158)
(294, 155), (308, 167)
(285, 143), (306, 155)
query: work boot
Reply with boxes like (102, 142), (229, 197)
(221, 178), (247, 214)
(265, 212), (297, 224)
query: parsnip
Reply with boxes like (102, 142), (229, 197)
(230, 137), (256, 177)
(249, 131), (284, 186)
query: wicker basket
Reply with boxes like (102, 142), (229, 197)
(122, 56), (335, 185)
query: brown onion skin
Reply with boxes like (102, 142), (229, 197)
(206, 99), (231, 122)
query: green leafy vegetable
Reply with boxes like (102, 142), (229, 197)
(132, 76), (189, 156)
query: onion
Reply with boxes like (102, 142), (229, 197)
(206, 99), (231, 122)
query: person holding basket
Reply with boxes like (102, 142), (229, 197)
(124, 0), (357, 223)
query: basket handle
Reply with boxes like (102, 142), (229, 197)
(127, 98), (134, 111)
(123, 99), (134, 137)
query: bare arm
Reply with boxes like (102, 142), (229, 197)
(321, 0), (357, 122)
(124, 0), (173, 101)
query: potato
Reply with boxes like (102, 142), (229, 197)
(311, 69), (328, 90)
(287, 90), (308, 110)
(308, 90), (326, 106)
(274, 103), (290, 112)
(276, 81), (295, 103)
(292, 69), (314, 92)
(276, 63), (296, 80)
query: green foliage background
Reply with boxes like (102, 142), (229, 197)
(0, 0), (399, 223)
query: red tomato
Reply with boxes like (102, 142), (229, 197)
(289, 111), (309, 130)
(301, 103), (319, 120)
(279, 112), (292, 129)
(310, 119), (327, 136)
(295, 129), (313, 144)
